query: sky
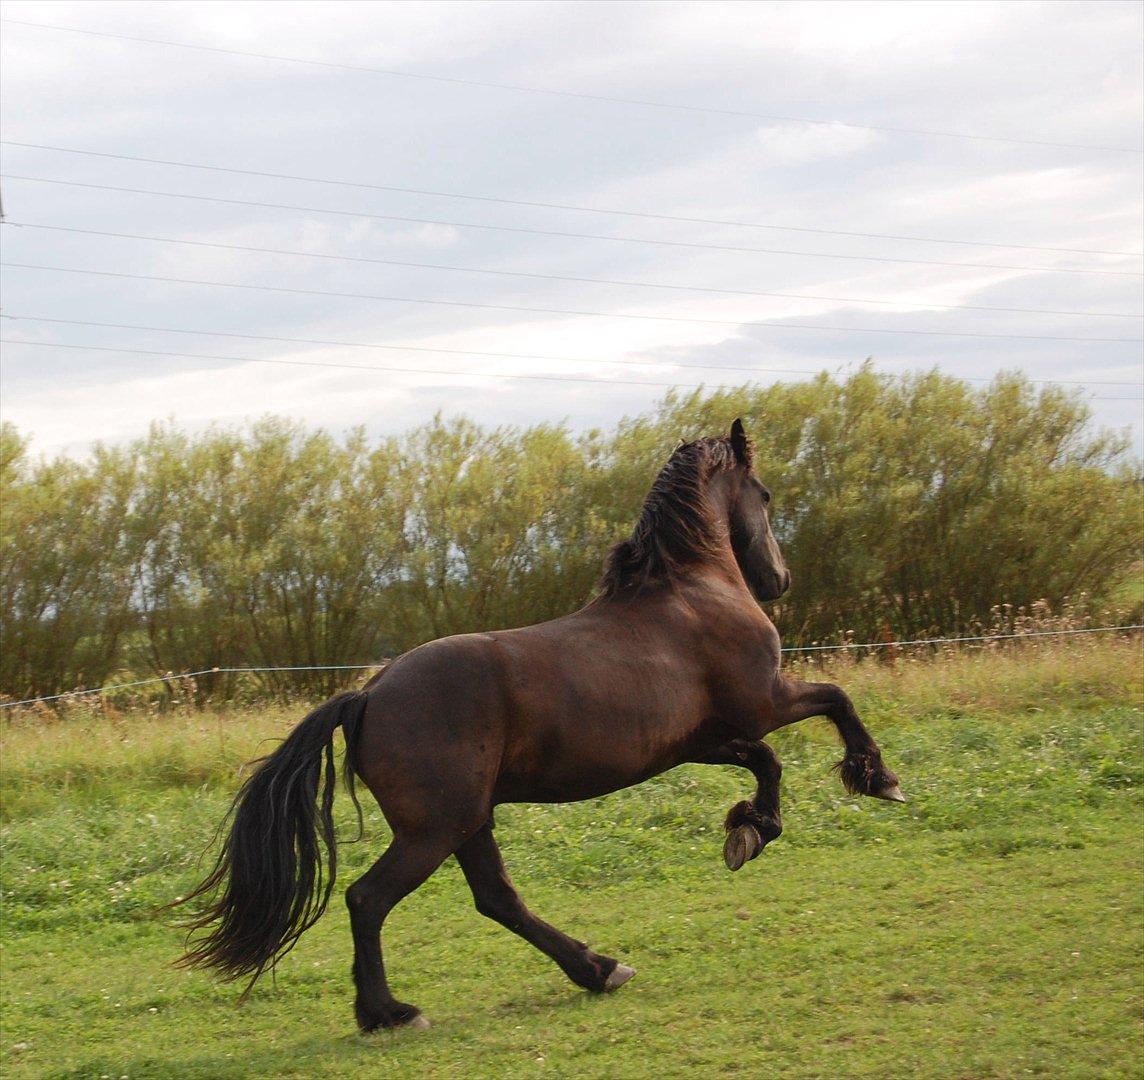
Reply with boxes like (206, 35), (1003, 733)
(1, 0), (1141, 457)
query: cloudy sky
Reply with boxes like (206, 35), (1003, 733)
(1, 0), (1141, 456)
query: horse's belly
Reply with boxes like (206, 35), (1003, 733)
(495, 683), (714, 803)
(494, 756), (664, 803)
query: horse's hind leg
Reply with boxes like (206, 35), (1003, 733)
(691, 740), (783, 871)
(455, 821), (635, 994)
(345, 833), (455, 1032)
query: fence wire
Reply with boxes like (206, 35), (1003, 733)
(2, 623), (1140, 710)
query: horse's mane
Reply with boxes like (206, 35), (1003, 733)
(598, 435), (742, 596)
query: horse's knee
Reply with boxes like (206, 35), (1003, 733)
(472, 894), (501, 921)
(473, 882), (523, 924)
(729, 738), (780, 778)
(345, 877), (377, 916)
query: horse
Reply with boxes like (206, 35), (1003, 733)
(174, 419), (904, 1031)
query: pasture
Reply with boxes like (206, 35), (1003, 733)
(2, 638), (1141, 1078)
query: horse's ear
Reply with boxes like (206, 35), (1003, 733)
(730, 418), (752, 465)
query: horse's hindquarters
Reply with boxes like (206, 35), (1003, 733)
(353, 635), (508, 837)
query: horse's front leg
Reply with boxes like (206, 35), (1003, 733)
(690, 740), (783, 871)
(772, 677), (905, 803)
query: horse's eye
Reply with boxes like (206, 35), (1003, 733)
(759, 485), (771, 505)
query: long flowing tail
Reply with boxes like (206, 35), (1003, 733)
(172, 690), (369, 992)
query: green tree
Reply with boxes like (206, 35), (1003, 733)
(2, 369), (1138, 704)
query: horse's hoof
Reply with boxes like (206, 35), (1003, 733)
(723, 823), (763, 871)
(357, 1003), (429, 1033)
(605, 963), (636, 991)
(873, 784), (907, 804)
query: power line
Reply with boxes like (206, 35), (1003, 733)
(1, 336), (832, 383)
(6, 174), (1142, 279)
(1, 337), (867, 392)
(3, 624), (1141, 709)
(6, 261), (1141, 344)
(4, 141), (1140, 259)
(3, 322), (1140, 389)
(9, 221), (1140, 321)
(2, 18), (1141, 155)
(3, 313), (839, 376)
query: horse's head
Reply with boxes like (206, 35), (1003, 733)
(720, 418), (791, 602)
(599, 418), (792, 600)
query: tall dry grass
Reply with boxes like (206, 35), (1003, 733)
(2, 635), (1138, 809)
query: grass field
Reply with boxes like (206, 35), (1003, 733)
(2, 639), (1142, 1078)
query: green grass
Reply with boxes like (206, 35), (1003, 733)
(2, 640), (1142, 1078)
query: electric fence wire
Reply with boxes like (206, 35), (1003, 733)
(3, 624), (1140, 709)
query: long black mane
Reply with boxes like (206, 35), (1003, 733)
(599, 436), (740, 596)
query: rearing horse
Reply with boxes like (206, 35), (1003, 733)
(176, 420), (904, 1031)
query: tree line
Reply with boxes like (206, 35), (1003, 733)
(2, 367), (1139, 703)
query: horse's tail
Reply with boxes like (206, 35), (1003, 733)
(172, 690), (369, 993)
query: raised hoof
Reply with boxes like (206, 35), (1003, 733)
(873, 784), (907, 804)
(723, 823), (763, 871)
(604, 963), (636, 991)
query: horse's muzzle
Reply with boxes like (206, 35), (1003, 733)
(757, 569), (791, 602)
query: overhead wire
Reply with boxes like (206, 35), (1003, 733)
(5, 261), (1141, 344)
(5, 174), (1142, 278)
(1, 312), (830, 374)
(3, 141), (1139, 258)
(2, 18), (1141, 154)
(3, 323), (1140, 390)
(6, 221), (1140, 321)
(0, 33), (1138, 408)
(0, 336), (836, 386)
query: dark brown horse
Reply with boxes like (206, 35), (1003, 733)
(176, 420), (903, 1031)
